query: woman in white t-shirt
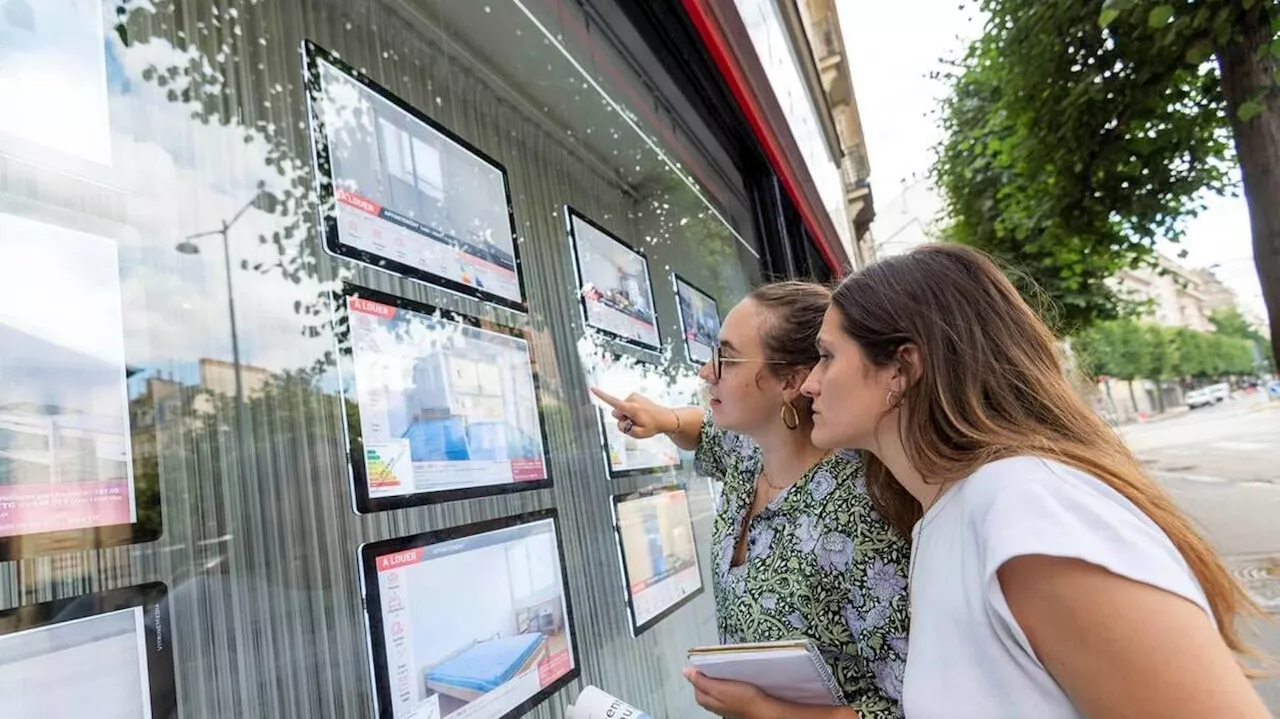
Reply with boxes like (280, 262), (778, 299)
(798, 244), (1269, 718)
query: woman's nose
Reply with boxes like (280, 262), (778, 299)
(698, 361), (714, 383)
(800, 374), (818, 397)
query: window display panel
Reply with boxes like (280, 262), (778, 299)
(0, 0), (113, 179)
(0, 0), (770, 712)
(0, 582), (175, 719)
(585, 352), (683, 478)
(304, 41), (525, 312)
(671, 274), (721, 365)
(360, 511), (578, 719)
(0, 207), (159, 559)
(566, 207), (660, 352)
(598, 403), (679, 478)
(611, 486), (703, 635)
(341, 285), (549, 513)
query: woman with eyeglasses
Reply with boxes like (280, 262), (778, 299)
(800, 245), (1270, 717)
(592, 281), (913, 719)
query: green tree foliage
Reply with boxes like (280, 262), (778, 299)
(1209, 306), (1275, 370)
(1210, 306), (1260, 339)
(1075, 319), (1144, 380)
(1142, 324), (1173, 380)
(1075, 320), (1259, 383)
(935, 0), (1279, 359)
(1170, 327), (1210, 377)
(1074, 318), (1151, 407)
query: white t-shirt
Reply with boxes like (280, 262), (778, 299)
(901, 456), (1214, 718)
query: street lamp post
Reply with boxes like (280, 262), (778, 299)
(175, 182), (279, 475)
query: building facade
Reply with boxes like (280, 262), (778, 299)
(726, 0), (866, 271)
(1101, 255), (1256, 422)
(1114, 254), (1218, 333)
(0, 1), (859, 717)
(794, 0), (877, 268)
(872, 176), (944, 260)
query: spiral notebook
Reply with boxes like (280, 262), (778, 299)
(686, 639), (846, 706)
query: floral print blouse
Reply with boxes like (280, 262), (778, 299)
(696, 416), (911, 718)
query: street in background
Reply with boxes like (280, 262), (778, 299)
(1120, 391), (1280, 710)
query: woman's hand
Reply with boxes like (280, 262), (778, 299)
(683, 668), (774, 719)
(590, 388), (675, 439)
(684, 669), (865, 719)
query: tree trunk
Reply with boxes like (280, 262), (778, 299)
(1127, 379), (1140, 417)
(1217, 3), (1280, 368)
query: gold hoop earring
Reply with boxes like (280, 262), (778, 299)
(886, 390), (901, 408)
(781, 402), (800, 430)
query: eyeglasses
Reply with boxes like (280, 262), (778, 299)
(711, 344), (788, 382)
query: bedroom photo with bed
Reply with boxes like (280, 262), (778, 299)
(405, 527), (574, 718)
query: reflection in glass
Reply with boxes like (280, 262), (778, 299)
(0, 0), (773, 715)
(0, 0), (112, 168)
(0, 212), (137, 540)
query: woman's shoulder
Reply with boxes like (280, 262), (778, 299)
(695, 418), (763, 492)
(949, 455), (1188, 565)
(812, 449), (868, 494)
(810, 451), (906, 543)
(957, 455), (1129, 516)
(948, 455), (1214, 621)
(789, 450), (862, 505)
(830, 449), (867, 476)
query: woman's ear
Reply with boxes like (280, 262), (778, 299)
(783, 366), (813, 400)
(894, 343), (923, 389)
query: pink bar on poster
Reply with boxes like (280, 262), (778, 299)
(0, 479), (132, 537)
(510, 458), (547, 481)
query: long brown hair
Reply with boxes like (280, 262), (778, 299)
(830, 243), (1257, 655)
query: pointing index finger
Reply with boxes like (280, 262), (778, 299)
(589, 387), (627, 411)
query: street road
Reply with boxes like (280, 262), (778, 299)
(1120, 394), (1280, 710)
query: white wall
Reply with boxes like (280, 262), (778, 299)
(408, 531), (565, 669)
(871, 178), (943, 259)
(409, 544), (517, 668)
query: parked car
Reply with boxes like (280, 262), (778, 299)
(1186, 382), (1231, 409)
(1267, 380), (1280, 401)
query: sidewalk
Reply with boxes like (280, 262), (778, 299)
(1136, 406), (1190, 425)
(1110, 405), (1189, 427)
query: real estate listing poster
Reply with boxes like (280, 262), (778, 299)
(566, 207), (661, 352)
(0, 582), (175, 719)
(586, 354), (682, 478)
(304, 41), (525, 311)
(0, 0), (113, 176)
(671, 274), (720, 365)
(0, 209), (155, 557)
(360, 512), (578, 719)
(598, 404), (680, 478)
(341, 285), (549, 512)
(611, 486), (703, 635)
